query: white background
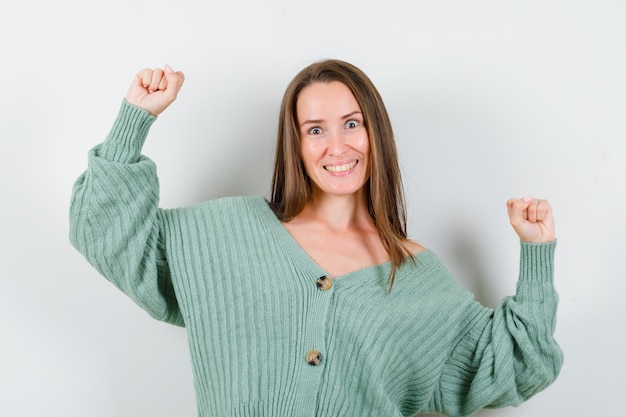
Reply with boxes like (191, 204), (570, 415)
(1, 1), (624, 416)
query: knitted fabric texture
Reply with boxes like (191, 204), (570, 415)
(69, 100), (563, 417)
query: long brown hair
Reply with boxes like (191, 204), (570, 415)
(270, 59), (413, 288)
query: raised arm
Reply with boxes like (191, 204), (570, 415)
(69, 66), (186, 326)
(426, 197), (563, 416)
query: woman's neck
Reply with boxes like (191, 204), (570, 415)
(296, 189), (372, 232)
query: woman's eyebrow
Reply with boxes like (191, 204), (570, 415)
(341, 111), (362, 120)
(300, 118), (324, 127)
(299, 111), (362, 127)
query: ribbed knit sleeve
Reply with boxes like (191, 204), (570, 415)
(69, 100), (183, 326)
(426, 241), (563, 417)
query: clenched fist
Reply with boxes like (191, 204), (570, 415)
(126, 65), (185, 116)
(507, 197), (556, 243)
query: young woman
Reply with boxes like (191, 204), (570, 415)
(70, 59), (562, 417)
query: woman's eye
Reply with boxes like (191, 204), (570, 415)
(345, 120), (359, 129)
(308, 127), (323, 135)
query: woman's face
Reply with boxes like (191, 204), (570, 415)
(296, 81), (370, 199)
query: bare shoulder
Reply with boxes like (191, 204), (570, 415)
(402, 239), (427, 256)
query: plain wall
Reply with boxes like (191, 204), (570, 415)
(1, 1), (624, 416)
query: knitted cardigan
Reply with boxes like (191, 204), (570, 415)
(69, 101), (563, 417)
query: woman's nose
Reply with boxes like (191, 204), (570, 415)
(327, 130), (348, 155)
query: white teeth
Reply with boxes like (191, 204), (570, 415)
(325, 161), (357, 173)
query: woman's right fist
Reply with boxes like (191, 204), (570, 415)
(126, 65), (185, 116)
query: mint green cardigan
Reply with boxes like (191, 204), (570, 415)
(69, 101), (563, 417)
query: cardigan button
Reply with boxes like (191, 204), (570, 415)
(306, 350), (322, 366)
(316, 275), (333, 291)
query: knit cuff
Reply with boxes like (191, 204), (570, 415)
(95, 100), (157, 163)
(515, 240), (557, 302)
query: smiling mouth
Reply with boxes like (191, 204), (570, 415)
(324, 161), (358, 173)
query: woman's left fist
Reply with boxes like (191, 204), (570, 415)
(506, 197), (556, 243)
